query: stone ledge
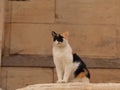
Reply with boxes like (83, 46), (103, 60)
(16, 83), (120, 90)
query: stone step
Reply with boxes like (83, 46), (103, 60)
(16, 83), (120, 90)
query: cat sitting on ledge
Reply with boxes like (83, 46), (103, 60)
(51, 31), (90, 83)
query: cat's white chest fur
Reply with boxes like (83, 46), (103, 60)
(53, 44), (73, 65)
(52, 44), (73, 83)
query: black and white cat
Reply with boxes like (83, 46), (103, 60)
(52, 31), (90, 83)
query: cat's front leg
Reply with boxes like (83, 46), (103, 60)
(55, 64), (64, 83)
(62, 64), (72, 83)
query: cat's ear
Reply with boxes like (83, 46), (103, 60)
(52, 31), (57, 38)
(61, 32), (69, 39)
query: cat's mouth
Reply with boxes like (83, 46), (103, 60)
(54, 40), (65, 47)
(56, 43), (66, 48)
(57, 42), (62, 44)
(56, 43), (62, 46)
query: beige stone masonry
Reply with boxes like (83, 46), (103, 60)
(0, 0), (4, 66)
(17, 83), (120, 90)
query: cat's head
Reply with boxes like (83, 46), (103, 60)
(51, 31), (69, 47)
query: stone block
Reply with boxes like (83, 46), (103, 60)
(10, 24), (116, 57)
(10, 24), (53, 55)
(56, 0), (116, 24)
(5, 67), (53, 90)
(5, 0), (12, 22)
(116, 27), (120, 57)
(11, 0), (55, 23)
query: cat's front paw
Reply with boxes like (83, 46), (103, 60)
(56, 80), (68, 83)
(61, 80), (68, 83)
(56, 80), (63, 83)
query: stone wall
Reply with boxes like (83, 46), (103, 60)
(1, 0), (120, 90)
(1, 67), (120, 90)
(0, 1), (4, 90)
(4, 0), (120, 58)
(0, 0), (4, 65)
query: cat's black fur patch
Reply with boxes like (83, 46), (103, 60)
(54, 34), (63, 42)
(52, 31), (64, 42)
(73, 53), (90, 79)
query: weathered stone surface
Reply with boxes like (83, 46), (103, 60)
(116, 0), (120, 25)
(4, 0), (120, 58)
(56, 0), (116, 24)
(10, 24), (116, 57)
(10, 24), (53, 55)
(5, 0), (12, 22)
(4, 67), (53, 90)
(16, 83), (120, 90)
(11, 0), (55, 23)
(1, 67), (120, 90)
(0, 68), (7, 90)
(0, 68), (1, 88)
(0, 0), (5, 66)
(116, 28), (120, 57)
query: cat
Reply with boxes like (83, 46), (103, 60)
(51, 31), (90, 83)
